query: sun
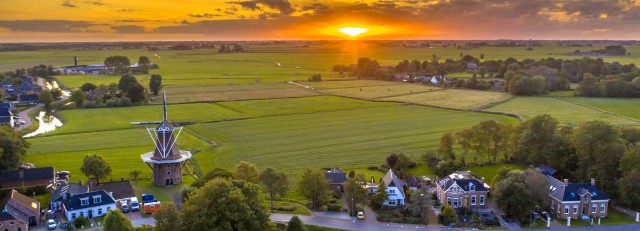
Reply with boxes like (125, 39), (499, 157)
(339, 27), (368, 37)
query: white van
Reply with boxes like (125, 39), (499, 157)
(130, 197), (140, 212)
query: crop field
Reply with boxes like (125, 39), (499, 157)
(302, 80), (399, 89)
(485, 96), (640, 126)
(382, 89), (513, 110)
(562, 97), (640, 120)
(160, 83), (319, 103)
(320, 83), (442, 99)
(186, 105), (518, 185)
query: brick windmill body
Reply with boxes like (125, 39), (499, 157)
(137, 92), (191, 187)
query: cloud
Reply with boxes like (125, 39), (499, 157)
(111, 25), (145, 34)
(84, 1), (105, 6)
(228, 0), (295, 15)
(62, 0), (77, 7)
(117, 9), (136, 13)
(0, 20), (99, 33)
(114, 19), (145, 22)
(188, 13), (223, 18)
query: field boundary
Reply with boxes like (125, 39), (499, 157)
(551, 96), (640, 124)
(471, 94), (515, 111)
(372, 88), (446, 100)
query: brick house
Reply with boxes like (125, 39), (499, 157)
(546, 177), (609, 219)
(0, 210), (27, 231)
(3, 190), (40, 226)
(0, 167), (56, 190)
(436, 171), (489, 209)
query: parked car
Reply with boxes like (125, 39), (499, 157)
(357, 212), (365, 220)
(120, 200), (130, 213)
(47, 219), (57, 230)
(130, 197), (140, 212)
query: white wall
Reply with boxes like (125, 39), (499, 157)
(65, 204), (116, 221)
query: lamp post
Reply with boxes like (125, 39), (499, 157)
(420, 193), (425, 224)
(352, 198), (355, 217)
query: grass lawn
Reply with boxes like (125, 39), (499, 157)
(55, 75), (134, 89)
(563, 97), (640, 120)
(383, 89), (512, 110)
(267, 200), (312, 216)
(130, 175), (195, 203)
(485, 96), (640, 126)
(407, 165), (434, 179)
(468, 163), (526, 186)
(160, 83), (319, 104)
(36, 192), (52, 209)
(600, 209), (636, 225)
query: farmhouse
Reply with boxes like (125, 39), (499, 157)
(62, 190), (116, 221)
(436, 171), (489, 209)
(546, 177), (609, 219)
(381, 169), (405, 207)
(50, 183), (89, 212)
(323, 167), (347, 192)
(0, 167), (56, 190)
(88, 178), (136, 201)
(3, 190), (40, 226)
(0, 209), (27, 231)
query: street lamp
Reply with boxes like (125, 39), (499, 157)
(420, 193), (425, 224)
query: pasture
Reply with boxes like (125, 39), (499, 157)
(485, 96), (640, 126)
(562, 97), (640, 120)
(320, 83), (442, 99)
(382, 89), (513, 110)
(159, 83), (319, 104)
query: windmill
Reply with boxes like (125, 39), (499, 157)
(134, 92), (191, 187)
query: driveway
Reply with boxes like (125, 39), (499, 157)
(15, 103), (42, 131)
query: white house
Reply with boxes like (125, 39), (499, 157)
(62, 190), (116, 221)
(382, 169), (405, 207)
(430, 75), (443, 84)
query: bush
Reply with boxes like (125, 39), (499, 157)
(273, 204), (297, 212)
(74, 216), (89, 228)
(326, 203), (342, 212)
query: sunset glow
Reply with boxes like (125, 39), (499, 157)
(338, 27), (368, 37)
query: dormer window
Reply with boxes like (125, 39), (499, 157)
(583, 196), (588, 203)
(470, 183), (476, 191)
(80, 197), (89, 206)
(93, 195), (102, 204)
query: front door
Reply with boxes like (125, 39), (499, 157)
(582, 205), (586, 215)
(170, 179), (174, 185)
(88, 210), (93, 218)
(165, 179), (170, 186)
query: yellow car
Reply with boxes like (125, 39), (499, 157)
(357, 212), (365, 220)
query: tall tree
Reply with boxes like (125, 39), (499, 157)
(619, 150), (640, 175)
(0, 127), (30, 171)
(518, 114), (558, 165)
(343, 175), (367, 216)
(117, 74), (138, 92)
(371, 183), (389, 209)
(103, 209), (134, 231)
(80, 83), (97, 92)
(523, 169), (550, 207)
(181, 178), (270, 231)
(69, 90), (86, 106)
(233, 161), (259, 183)
(259, 168), (289, 212)
(407, 185), (431, 223)
(104, 56), (131, 74)
(138, 56), (151, 74)
(39, 89), (54, 114)
(493, 170), (536, 223)
(154, 202), (180, 231)
(455, 129), (473, 162)
(438, 132), (455, 162)
(80, 154), (112, 184)
(149, 74), (163, 96)
(126, 82), (147, 104)
(297, 169), (329, 210)
(439, 205), (457, 226)
(618, 169), (640, 210)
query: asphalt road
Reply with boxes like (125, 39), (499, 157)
(15, 103), (42, 131)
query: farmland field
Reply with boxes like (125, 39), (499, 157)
(562, 97), (640, 120)
(320, 83), (442, 99)
(303, 80), (399, 89)
(485, 96), (640, 126)
(160, 83), (319, 103)
(382, 89), (513, 110)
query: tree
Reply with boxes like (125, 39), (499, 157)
(80, 154), (112, 183)
(620, 127), (640, 149)
(259, 168), (289, 212)
(371, 182), (388, 209)
(80, 82), (97, 92)
(455, 129), (473, 162)
(298, 169), (329, 210)
(386, 153), (412, 172)
(154, 202), (180, 231)
(478, 66), (488, 78)
(438, 132), (455, 162)
(523, 169), (550, 207)
(493, 170), (536, 223)
(129, 170), (141, 180)
(0, 127), (30, 171)
(104, 56), (131, 74)
(191, 168), (232, 188)
(138, 56), (151, 74)
(491, 166), (513, 188)
(149, 74), (162, 96)
(181, 178), (270, 231)
(518, 114), (558, 165)
(573, 120), (624, 196)
(118, 74), (138, 92)
(343, 176), (367, 216)
(39, 89), (54, 114)
(103, 209), (134, 231)
(618, 169), (640, 210)
(439, 205), (457, 226)
(619, 150), (640, 175)
(407, 186), (431, 223)
(286, 216), (306, 231)
(234, 161), (259, 183)
(126, 82), (147, 104)
(69, 90), (86, 106)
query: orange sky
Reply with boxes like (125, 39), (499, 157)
(0, 0), (639, 42)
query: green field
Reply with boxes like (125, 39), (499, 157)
(562, 97), (640, 120)
(485, 96), (640, 126)
(321, 83), (442, 99)
(303, 80), (399, 89)
(383, 89), (513, 110)
(160, 83), (318, 103)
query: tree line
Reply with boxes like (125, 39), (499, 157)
(67, 74), (161, 109)
(104, 55), (156, 74)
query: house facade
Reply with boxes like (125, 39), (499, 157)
(62, 190), (116, 221)
(382, 169), (405, 207)
(436, 171), (489, 209)
(0, 210), (27, 231)
(547, 177), (609, 219)
(4, 190), (40, 226)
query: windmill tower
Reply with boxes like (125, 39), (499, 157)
(136, 92), (192, 186)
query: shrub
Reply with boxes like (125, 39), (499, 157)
(74, 216), (89, 228)
(273, 204), (297, 212)
(326, 204), (342, 212)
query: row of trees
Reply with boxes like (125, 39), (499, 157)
(576, 72), (640, 97)
(431, 115), (640, 206)
(103, 55), (154, 74)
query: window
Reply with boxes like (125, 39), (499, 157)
(480, 195), (485, 206)
(600, 204), (605, 212)
(551, 200), (555, 208)
(564, 206), (569, 214)
(80, 197), (89, 206)
(98, 208), (103, 215)
(584, 197), (588, 203)
(572, 205), (578, 214)
(557, 204), (561, 213)
(471, 196), (476, 205)
(93, 196), (102, 204)
(389, 201), (396, 206)
(470, 184), (476, 191)
(18, 227), (22, 231)
(447, 197), (451, 205)
(168, 171), (171, 176)
(389, 189), (395, 194)
(453, 198), (458, 208)
(591, 204), (596, 213)
(72, 213), (76, 219)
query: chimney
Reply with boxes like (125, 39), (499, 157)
(74, 56), (78, 67)
(479, 177), (485, 186)
(563, 179), (569, 186)
(591, 178), (596, 187)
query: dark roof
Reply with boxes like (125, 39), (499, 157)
(4, 190), (39, 224)
(323, 168), (347, 185)
(383, 169), (405, 197)
(546, 176), (609, 202)
(537, 164), (557, 176)
(404, 174), (422, 187)
(0, 109), (12, 117)
(439, 171), (489, 192)
(0, 103), (13, 109)
(90, 180), (136, 200)
(63, 190), (116, 211)
(1, 167), (55, 189)
(0, 210), (22, 223)
(50, 183), (89, 203)
(18, 94), (38, 102)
